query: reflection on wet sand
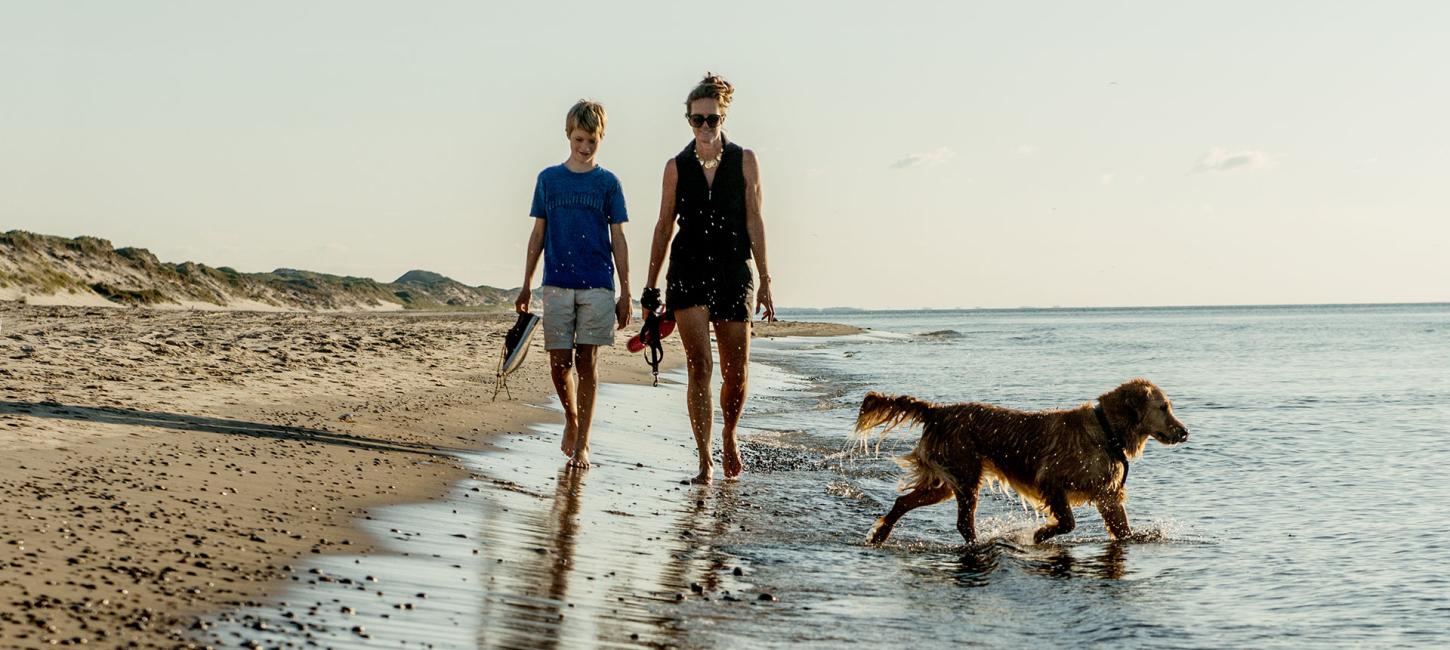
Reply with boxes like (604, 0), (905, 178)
(203, 377), (766, 649)
(485, 466), (587, 649)
(465, 398), (753, 647)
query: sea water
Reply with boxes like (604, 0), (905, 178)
(731, 303), (1450, 647)
(211, 304), (1450, 648)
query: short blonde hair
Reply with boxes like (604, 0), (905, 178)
(685, 73), (734, 113)
(565, 100), (606, 137)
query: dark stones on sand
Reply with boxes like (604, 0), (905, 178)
(757, 593), (778, 602)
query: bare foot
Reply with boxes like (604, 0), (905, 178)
(722, 444), (745, 479)
(689, 463), (714, 485)
(567, 448), (591, 469)
(560, 421), (578, 458)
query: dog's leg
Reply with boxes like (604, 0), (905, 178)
(1032, 491), (1075, 544)
(951, 468), (983, 544)
(1095, 500), (1131, 540)
(867, 484), (953, 544)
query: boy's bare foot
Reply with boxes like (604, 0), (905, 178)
(567, 448), (591, 469)
(560, 421), (578, 458)
(689, 462), (714, 485)
(723, 445), (745, 479)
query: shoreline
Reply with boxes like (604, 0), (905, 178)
(0, 304), (677, 646)
(0, 303), (858, 646)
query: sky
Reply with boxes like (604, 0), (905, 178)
(2, 1), (1447, 309)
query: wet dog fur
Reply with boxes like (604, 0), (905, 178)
(853, 379), (1189, 544)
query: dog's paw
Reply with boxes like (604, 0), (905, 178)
(865, 520), (891, 545)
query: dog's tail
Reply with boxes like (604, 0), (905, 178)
(852, 391), (934, 452)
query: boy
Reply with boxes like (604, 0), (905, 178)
(515, 100), (631, 469)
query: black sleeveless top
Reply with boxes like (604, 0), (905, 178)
(670, 137), (751, 268)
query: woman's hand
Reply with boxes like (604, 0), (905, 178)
(640, 286), (662, 321)
(755, 280), (776, 322)
(514, 287), (531, 313)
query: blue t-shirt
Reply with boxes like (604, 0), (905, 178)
(529, 164), (628, 290)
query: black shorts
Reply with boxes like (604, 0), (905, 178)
(666, 262), (754, 322)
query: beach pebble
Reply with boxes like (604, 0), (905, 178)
(757, 593), (778, 602)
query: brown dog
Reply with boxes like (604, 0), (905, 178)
(854, 379), (1189, 544)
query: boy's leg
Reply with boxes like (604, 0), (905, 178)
(714, 320), (751, 478)
(673, 306), (715, 484)
(569, 344), (599, 468)
(567, 288), (617, 468)
(548, 349), (578, 457)
(540, 287), (580, 457)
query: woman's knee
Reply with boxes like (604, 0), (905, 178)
(719, 363), (747, 389)
(686, 354), (713, 380)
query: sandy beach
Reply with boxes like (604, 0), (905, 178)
(0, 302), (858, 647)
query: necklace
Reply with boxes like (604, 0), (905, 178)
(695, 145), (722, 170)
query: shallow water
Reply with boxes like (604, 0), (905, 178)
(736, 304), (1450, 647)
(213, 303), (1450, 648)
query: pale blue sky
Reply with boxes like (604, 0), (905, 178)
(3, 1), (1446, 308)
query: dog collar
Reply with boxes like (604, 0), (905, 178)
(1094, 403), (1130, 489)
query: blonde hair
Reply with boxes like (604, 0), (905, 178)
(685, 73), (734, 113)
(565, 100), (606, 137)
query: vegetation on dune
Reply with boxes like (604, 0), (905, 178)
(1, 229), (512, 311)
(90, 282), (170, 306)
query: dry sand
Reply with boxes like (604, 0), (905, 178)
(753, 319), (863, 338)
(0, 303), (858, 647)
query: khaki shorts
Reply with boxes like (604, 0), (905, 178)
(541, 286), (616, 350)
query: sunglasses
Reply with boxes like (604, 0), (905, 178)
(687, 113), (723, 128)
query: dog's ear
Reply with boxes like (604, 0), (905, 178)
(1104, 383), (1148, 430)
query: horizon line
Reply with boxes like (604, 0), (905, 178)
(779, 300), (1450, 313)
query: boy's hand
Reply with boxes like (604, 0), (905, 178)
(615, 294), (632, 330)
(515, 288), (531, 313)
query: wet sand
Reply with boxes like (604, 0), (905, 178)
(207, 375), (777, 648)
(0, 302), (858, 647)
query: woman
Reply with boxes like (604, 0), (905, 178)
(643, 73), (775, 485)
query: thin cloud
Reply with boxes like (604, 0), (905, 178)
(1194, 147), (1276, 173)
(890, 146), (957, 170)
